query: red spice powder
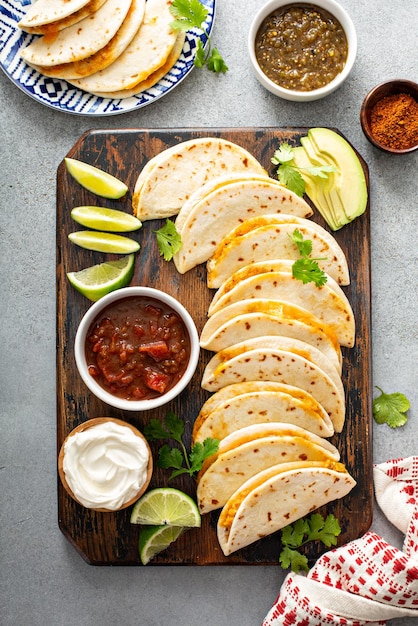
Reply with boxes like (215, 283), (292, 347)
(370, 93), (418, 150)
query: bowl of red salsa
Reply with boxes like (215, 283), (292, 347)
(74, 287), (200, 411)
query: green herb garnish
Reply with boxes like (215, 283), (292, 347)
(170, 0), (228, 73)
(271, 143), (336, 197)
(373, 386), (410, 428)
(154, 219), (182, 261)
(144, 411), (219, 480)
(279, 513), (341, 573)
(290, 229), (328, 287)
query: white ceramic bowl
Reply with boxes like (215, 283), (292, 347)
(74, 286), (200, 411)
(248, 0), (357, 102)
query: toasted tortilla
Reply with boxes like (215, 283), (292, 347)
(201, 346), (346, 432)
(20, 0), (132, 66)
(132, 139), (267, 221)
(18, 0), (95, 30)
(69, 0), (177, 93)
(91, 32), (185, 98)
(197, 423), (340, 514)
(208, 266), (355, 348)
(29, 0), (146, 79)
(173, 174), (283, 235)
(202, 335), (344, 396)
(206, 214), (350, 288)
(192, 381), (334, 443)
(217, 460), (356, 555)
(173, 181), (314, 273)
(18, 0), (108, 34)
(200, 298), (342, 373)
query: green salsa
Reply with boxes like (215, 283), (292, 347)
(255, 3), (348, 92)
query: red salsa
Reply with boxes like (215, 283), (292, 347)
(85, 296), (191, 401)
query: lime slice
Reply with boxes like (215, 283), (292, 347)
(68, 231), (140, 254)
(139, 525), (185, 565)
(130, 488), (201, 527)
(67, 254), (135, 301)
(65, 157), (128, 199)
(71, 206), (142, 232)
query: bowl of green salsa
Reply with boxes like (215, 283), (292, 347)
(248, 0), (357, 102)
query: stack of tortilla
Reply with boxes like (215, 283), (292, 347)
(131, 136), (357, 556)
(18, 0), (185, 98)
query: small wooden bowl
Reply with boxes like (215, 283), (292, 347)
(360, 79), (418, 154)
(58, 417), (153, 512)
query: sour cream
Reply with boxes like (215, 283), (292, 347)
(63, 421), (150, 511)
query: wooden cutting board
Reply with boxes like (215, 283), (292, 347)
(56, 127), (372, 565)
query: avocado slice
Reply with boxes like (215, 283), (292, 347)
(292, 144), (340, 230)
(299, 137), (346, 229)
(308, 128), (368, 223)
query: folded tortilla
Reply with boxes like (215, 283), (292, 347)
(173, 180), (314, 273)
(200, 298), (342, 373)
(69, 0), (178, 93)
(206, 214), (350, 288)
(18, 0), (95, 30)
(197, 423), (340, 514)
(192, 381), (334, 443)
(29, 0), (146, 79)
(132, 140), (267, 220)
(201, 345), (346, 432)
(20, 0), (133, 66)
(217, 460), (356, 555)
(207, 266), (355, 348)
(90, 32), (185, 98)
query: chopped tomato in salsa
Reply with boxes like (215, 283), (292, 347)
(85, 296), (191, 401)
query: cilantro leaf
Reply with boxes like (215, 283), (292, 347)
(144, 418), (172, 441)
(271, 143), (294, 165)
(279, 546), (309, 573)
(292, 258), (328, 287)
(279, 513), (341, 572)
(290, 229), (312, 257)
(271, 142), (336, 197)
(206, 47), (229, 73)
(289, 229), (328, 287)
(154, 219), (182, 261)
(170, 0), (208, 30)
(158, 445), (184, 471)
(144, 411), (219, 481)
(373, 386), (410, 428)
(169, 0), (227, 73)
(189, 438), (220, 474)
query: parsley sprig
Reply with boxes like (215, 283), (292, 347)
(144, 411), (219, 480)
(170, 0), (228, 73)
(271, 143), (336, 197)
(279, 513), (341, 573)
(154, 219), (182, 261)
(373, 386), (410, 428)
(290, 229), (328, 287)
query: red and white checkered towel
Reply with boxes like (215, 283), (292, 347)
(262, 456), (418, 626)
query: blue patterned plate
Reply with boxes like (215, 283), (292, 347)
(0, 0), (215, 116)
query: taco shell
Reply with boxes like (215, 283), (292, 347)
(206, 214), (350, 288)
(217, 461), (356, 555)
(192, 381), (334, 443)
(197, 423), (340, 513)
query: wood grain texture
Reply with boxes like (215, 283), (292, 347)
(56, 128), (372, 565)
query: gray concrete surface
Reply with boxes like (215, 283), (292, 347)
(1, 0), (417, 624)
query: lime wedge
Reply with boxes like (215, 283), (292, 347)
(71, 206), (142, 232)
(139, 525), (185, 565)
(65, 157), (128, 199)
(67, 254), (135, 301)
(68, 231), (140, 254)
(130, 488), (201, 527)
